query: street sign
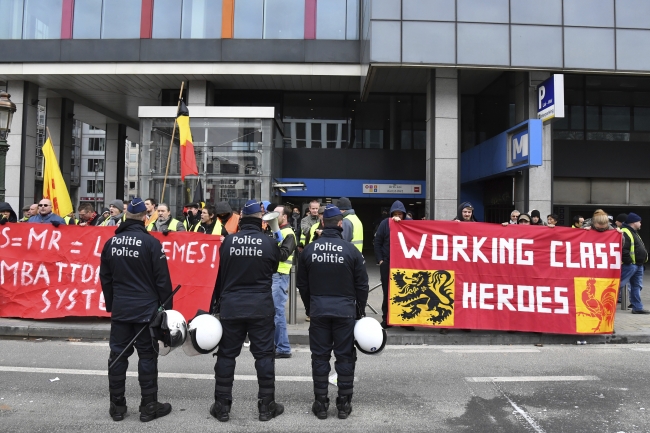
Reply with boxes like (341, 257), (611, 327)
(508, 128), (529, 167)
(537, 74), (565, 122)
(363, 184), (421, 194)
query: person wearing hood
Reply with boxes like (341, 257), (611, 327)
(453, 202), (477, 222)
(620, 213), (650, 314)
(148, 203), (185, 233)
(96, 207), (110, 226)
(101, 200), (125, 227)
(183, 202), (202, 231)
(28, 199), (66, 226)
(0, 202), (18, 224)
(529, 210), (546, 226)
(338, 197), (364, 253)
(373, 200), (414, 331)
(215, 201), (240, 235)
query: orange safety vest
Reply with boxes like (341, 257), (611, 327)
(224, 213), (240, 235)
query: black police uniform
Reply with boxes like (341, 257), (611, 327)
(99, 218), (173, 421)
(297, 226), (369, 418)
(209, 216), (292, 421)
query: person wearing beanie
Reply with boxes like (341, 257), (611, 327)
(99, 197), (174, 422)
(615, 213), (628, 229)
(215, 201), (240, 235)
(208, 199), (293, 422)
(101, 199), (125, 227)
(529, 209), (546, 226)
(373, 200), (415, 331)
(620, 212), (650, 314)
(338, 197), (364, 253)
(297, 204), (369, 420)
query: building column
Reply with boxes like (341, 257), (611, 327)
(104, 123), (127, 203)
(426, 68), (460, 220)
(188, 80), (214, 106)
(45, 97), (74, 187)
(5, 81), (38, 211)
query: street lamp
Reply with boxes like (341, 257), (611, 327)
(0, 91), (17, 202)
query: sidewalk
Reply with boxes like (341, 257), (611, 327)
(2, 263), (649, 345)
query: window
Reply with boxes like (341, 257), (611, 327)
(88, 137), (105, 151)
(87, 159), (104, 172)
(129, 153), (137, 162)
(130, 141), (137, 148)
(87, 180), (104, 193)
(74, 0), (102, 39)
(234, 0), (263, 38)
(0, 0), (24, 39)
(89, 125), (103, 131)
(263, 0), (304, 39)
(23, 0), (63, 39)
(102, 0), (141, 39)
(152, 0), (182, 38)
(129, 181), (136, 189)
(129, 167), (136, 176)
(182, 0), (222, 39)
(317, 0), (346, 40)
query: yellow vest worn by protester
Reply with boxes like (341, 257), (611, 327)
(193, 219), (223, 235)
(344, 213), (364, 252)
(277, 226), (295, 274)
(622, 227), (649, 265)
(147, 218), (181, 232)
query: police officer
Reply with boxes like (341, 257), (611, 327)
(209, 200), (293, 422)
(298, 204), (369, 420)
(99, 198), (174, 422)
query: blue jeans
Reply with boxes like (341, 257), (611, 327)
(272, 273), (291, 354)
(619, 264), (645, 311)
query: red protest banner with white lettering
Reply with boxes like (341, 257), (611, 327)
(0, 224), (220, 320)
(389, 220), (622, 334)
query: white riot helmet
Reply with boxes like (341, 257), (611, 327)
(354, 317), (387, 355)
(182, 314), (222, 356)
(151, 309), (188, 356)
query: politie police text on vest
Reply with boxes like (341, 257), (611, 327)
(230, 234), (262, 256)
(312, 241), (344, 263)
(110, 236), (142, 257)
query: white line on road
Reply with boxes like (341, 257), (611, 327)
(69, 342), (109, 347)
(442, 349), (540, 353)
(466, 375), (599, 382)
(630, 348), (650, 352)
(499, 388), (546, 433)
(0, 366), (312, 382)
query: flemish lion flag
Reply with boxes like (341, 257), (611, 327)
(177, 100), (199, 181)
(42, 137), (73, 217)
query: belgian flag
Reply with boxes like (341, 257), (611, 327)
(177, 100), (199, 181)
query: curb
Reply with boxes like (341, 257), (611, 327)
(2, 322), (649, 345)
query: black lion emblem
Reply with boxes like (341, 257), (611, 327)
(391, 270), (454, 324)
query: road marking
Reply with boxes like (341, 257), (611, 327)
(630, 348), (650, 352)
(499, 388), (546, 433)
(0, 366), (312, 382)
(69, 342), (109, 347)
(466, 375), (599, 382)
(442, 349), (540, 353)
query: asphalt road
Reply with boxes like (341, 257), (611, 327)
(0, 338), (649, 432)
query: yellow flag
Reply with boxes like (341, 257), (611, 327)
(42, 138), (73, 217)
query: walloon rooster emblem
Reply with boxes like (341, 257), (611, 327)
(391, 270), (454, 324)
(577, 278), (617, 332)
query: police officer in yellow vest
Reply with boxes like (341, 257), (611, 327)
(270, 205), (297, 358)
(194, 204), (228, 236)
(147, 203), (185, 233)
(620, 212), (650, 314)
(338, 197), (363, 253)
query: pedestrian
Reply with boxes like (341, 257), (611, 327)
(615, 213), (627, 229)
(373, 200), (414, 331)
(78, 203), (101, 226)
(99, 198), (174, 422)
(572, 215), (584, 228)
(194, 204), (227, 235)
(530, 210), (546, 226)
(582, 209), (618, 231)
(620, 213), (650, 314)
(517, 214), (531, 225)
(208, 200), (293, 422)
(298, 204), (369, 420)
(305, 205), (325, 245)
(101, 200), (125, 227)
(144, 198), (158, 227)
(547, 213), (559, 227)
(0, 202), (18, 224)
(183, 202), (202, 231)
(27, 199), (66, 226)
(290, 207), (301, 234)
(338, 197), (364, 252)
(453, 202), (477, 222)
(502, 210), (521, 226)
(215, 201), (240, 235)
(148, 203), (185, 232)
(270, 205), (297, 359)
(300, 200), (321, 247)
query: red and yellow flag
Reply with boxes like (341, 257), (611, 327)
(177, 100), (199, 181)
(42, 137), (73, 217)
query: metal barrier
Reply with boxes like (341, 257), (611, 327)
(288, 265), (297, 325)
(365, 283), (381, 315)
(621, 284), (629, 311)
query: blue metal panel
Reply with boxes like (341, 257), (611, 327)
(460, 119), (542, 184)
(278, 178), (426, 199)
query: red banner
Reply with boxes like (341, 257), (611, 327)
(389, 221), (622, 334)
(0, 224), (220, 320)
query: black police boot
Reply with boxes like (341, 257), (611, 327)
(139, 393), (172, 422)
(209, 398), (231, 422)
(258, 395), (284, 421)
(336, 395), (352, 419)
(109, 396), (127, 422)
(312, 395), (329, 420)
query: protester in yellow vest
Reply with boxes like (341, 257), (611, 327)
(620, 212), (650, 314)
(194, 204), (227, 236)
(101, 200), (125, 227)
(338, 197), (363, 253)
(270, 205), (297, 358)
(147, 203), (185, 233)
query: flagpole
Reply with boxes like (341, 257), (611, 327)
(160, 81), (185, 204)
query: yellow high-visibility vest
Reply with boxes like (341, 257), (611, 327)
(277, 227), (295, 274)
(344, 213), (364, 252)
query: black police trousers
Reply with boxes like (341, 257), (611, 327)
(309, 317), (356, 398)
(379, 261), (390, 322)
(214, 317), (275, 401)
(108, 321), (158, 399)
